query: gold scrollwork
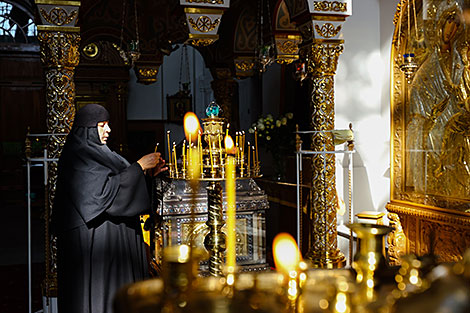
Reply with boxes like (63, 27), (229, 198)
(186, 0), (224, 3)
(188, 16), (220, 33)
(278, 39), (298, 54)
(138, 68), (158, 78)
(82, 42), (99, 58)
(313, 1), (347, 12)
(40, 7), (78, 26)
(315, 23), (342, 38)
(235, 60), (255, 72)
(276, 57), (297, 65)
(189, 39), (214, 46)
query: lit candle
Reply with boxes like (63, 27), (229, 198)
(226, 123), (230, 138)
(235, 131), (239, 149)
(167, 131), (171, 167)
(198, 131), (203, 174)
(184, 112), (201, 178)
(242, 131), (245, 154)
(154, 142), (159, 153)
(247, 143), (251, 176)
(236, 132), (240, 162)
(252, 147), (256, 175)
(182, 140), (186, 172)
(173, 142), (178, 176)
(189, 148), (200, 182)
(189, 134), (192, 166)
(225, 135), (236, 270)
(254, 127), (259, 166)
(273, 233), (301, 275)
(272, 233), (303, 300)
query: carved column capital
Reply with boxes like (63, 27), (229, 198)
(38, 31), (81, 69)
(305, 42), (344, 76)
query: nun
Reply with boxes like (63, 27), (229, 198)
(53, 104), (166, 313)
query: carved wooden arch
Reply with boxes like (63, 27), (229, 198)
(273, 0), (297, 32)
(282, 0), (309, 23)
(233, 4), (257, 55)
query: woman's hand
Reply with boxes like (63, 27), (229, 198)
(137, 152), (161, 171)
(149, 157), (168, 176)
(137, 152), (168, 175)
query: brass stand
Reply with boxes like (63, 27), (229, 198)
(204, 181), (226, 276)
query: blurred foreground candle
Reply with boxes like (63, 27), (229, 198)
(273, 233), (301, 276)
(225, 135), (236, 271)
(273, 233), (303, 300)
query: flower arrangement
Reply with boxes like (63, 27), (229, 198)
(249, 112), (295, 179)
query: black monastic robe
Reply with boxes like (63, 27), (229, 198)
(53, 124), (150, 313)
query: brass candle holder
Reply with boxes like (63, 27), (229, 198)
(348, 223), (392, 304)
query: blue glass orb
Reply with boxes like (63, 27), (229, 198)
(206, 101), (220, 117)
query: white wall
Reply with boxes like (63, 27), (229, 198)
(335, 0), (394, 218)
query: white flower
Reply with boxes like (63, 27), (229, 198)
(276, 120), (281, 127)
(248, 128), (254, 134)
(267, 114), (273, 121)
(266, 136), (271, 141)
(281, 117), (287, 125)
(286, 113), (293, 119)
(258, 123), (265, 130)
(258, 118), (264, 123)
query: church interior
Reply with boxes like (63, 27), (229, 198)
(1, 0), (470, 312)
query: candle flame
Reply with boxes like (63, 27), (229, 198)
(225, 135), (236, 154)
(184, 112), (201, 143)
(273, 233), (301, 275)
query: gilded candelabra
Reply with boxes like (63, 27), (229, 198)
(166, 102), (262, 276)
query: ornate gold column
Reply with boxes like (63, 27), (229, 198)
(35, 0), (81, 297)
(211, 68), (238, 128)
(296, 0), (352, 268)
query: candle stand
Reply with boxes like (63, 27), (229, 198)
(162, 103), (266, 277)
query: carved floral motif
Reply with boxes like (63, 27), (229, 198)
(40, 7), (78, 26)
(315, 23), (342, 38)
(278, 39), (298, 54)
(188, 16), (220, 33)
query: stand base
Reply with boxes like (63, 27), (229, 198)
(305, 251), (346, 269)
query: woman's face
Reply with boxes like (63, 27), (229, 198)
(97, 121), (111, 144)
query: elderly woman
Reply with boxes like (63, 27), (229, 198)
(53, 104), (166, 313)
